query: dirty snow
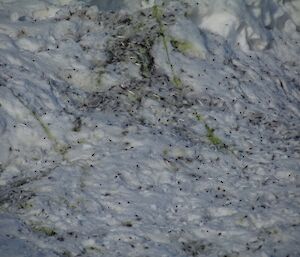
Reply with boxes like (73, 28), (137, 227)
(0, 0), (299, 256)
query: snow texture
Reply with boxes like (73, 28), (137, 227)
(0, 0), (299, 256)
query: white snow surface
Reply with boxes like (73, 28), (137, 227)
(0, 0), (299, 256)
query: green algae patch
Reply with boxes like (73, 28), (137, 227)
(121, 220), (133, 227)
(162, 148), (169, 158)
(172, 75), (182, 88)
(170, 37), (205, 59)
(85, 246), (102, 253)
(31, 225), (57, 237)
(152, 5), (163, 22)
(152, 5), (171, 66)
(18, 201), (33, 210)
(205, 124), (223, 146)
(133, 22), (145, 32)
(193, 111), (229, 150)
(171, 38), (194, 53)
(152, 4), (182, 88)
(127, 90), (140, 103)
(193, 112), (204, 122)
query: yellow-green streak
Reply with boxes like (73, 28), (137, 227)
(12, 92), (68, 158)
(32, 111), (68, 157)
(152, 4), (182, 88)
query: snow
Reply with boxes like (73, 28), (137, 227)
(0, 0), (299, 256)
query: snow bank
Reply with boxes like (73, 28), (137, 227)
(0, 0), (299, 257)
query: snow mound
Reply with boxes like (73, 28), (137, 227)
(188, 0), (300, 51)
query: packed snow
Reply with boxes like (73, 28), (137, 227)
(0, 0), (299, 256)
